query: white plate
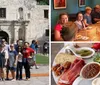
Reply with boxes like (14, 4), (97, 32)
(73, 77), (92, 85)
(52, 45), (95, 84)
(86, 26), (92, 30)
(92, 78), (100, 85)
(52, 46), (67, 84)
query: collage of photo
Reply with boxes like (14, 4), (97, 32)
(0, 0), (100, 85)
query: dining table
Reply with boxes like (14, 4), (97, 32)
(74, 22), (100, 41)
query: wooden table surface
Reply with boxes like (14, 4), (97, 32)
(75, 23), (100, 41)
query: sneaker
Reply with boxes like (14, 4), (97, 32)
(11, 79), (16, 81)
(35, 66), (39, 69)
(16, 78), (19, 80)
(5, 78), (10, 80)
(19, 78), (22, 80)
(25, 78), (30, 81)
(2, 78), (5, 81)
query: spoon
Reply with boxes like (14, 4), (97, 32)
(65, 46), (79, 56)
(65, 46), (95, 58)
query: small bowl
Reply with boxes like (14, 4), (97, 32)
(75, 47), (95, 58)
(80, 62), (100, 80)
(92, 78), (100, 85)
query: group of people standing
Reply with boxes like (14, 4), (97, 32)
(54, 5), (100, 41)
(0, 39), (38, 81)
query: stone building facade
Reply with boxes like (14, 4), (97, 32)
(0, 0), (49, 46)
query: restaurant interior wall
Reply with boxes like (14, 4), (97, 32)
(92, 0), (100, 7)
(51, 0), (100, 29)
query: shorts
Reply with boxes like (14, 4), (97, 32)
(0, 62), (5, 68)
(9, 67), (16, 71)
(33, 56), (36, 61)
(0, 59), (5, 68)
(6, 65), (16, 71)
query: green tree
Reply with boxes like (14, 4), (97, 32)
(36, 0), (49, 5)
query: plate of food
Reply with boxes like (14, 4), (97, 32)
(86, 26), (92, 30)
(76, 35), (83, 40)
(52, 52), (77, 84)
(81, 36), (89, 40)
(52, 44), (98, 85)
(52, 45), (77, 84)
(75, 35), (89, 41)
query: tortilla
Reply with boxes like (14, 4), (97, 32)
(55, 53), (76, 64)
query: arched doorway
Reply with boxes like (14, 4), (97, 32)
(0, 31), (9, 43)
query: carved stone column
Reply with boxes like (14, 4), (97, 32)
(9, 21), (15, 43)
(14, 26), (19, 43)
(18, 21), (25, 41)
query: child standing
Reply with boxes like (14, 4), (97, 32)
(16, 46), (23, 80)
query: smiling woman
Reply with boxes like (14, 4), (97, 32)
(74, 12), (85, 30)
(54, 13), (78, 41)
(54, 13), (69, 41)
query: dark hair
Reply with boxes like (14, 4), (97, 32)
(57, 13), (69, 24)
(94, 7), (99, 11)
(16, 40), (19, 43)
(76, 12), (83, 20)
(59, 13), (69, 20)
(24, 42), (29, 45)
(32, 40), (36, 44)
(76, 12), (84, 28)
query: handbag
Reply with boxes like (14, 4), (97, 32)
(27, 57), (34, 66)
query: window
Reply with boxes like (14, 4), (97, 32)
(36, 0), (49, 5)
(45, 29), (49, 36)
(18, 7), (23, 20)
(44, 10), (48, 19)
(0, 8), (6, 18)
(27, 13), (31, 19)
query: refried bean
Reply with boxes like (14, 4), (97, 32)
(82, 63), (100, 78)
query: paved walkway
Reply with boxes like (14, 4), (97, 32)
(0, 65), (49, 85)
(0, 77), (49, 85)
(30, 65), (49, 77)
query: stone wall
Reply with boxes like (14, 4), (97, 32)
(0, 0), (49, 48)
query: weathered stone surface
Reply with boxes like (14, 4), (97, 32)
(0, 0), (49, 47)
